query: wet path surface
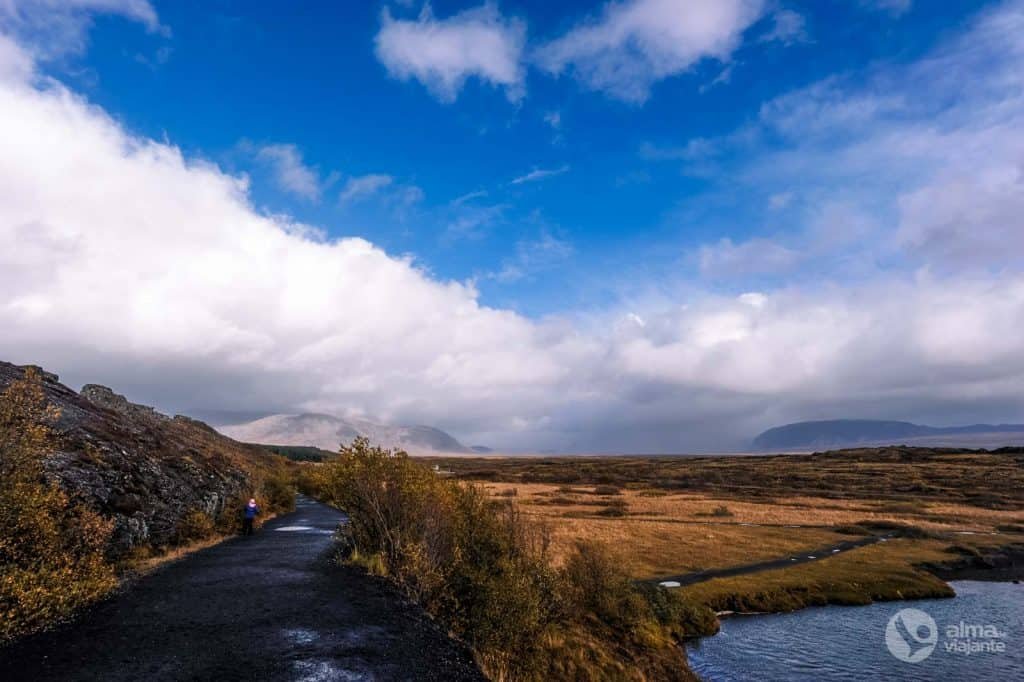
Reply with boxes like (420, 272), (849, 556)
(0, 496), (483, 681)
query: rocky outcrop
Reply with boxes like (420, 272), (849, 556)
(0, 361), (285, 555)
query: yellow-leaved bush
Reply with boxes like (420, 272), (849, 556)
(305, 437), (715, 681)
(0, 369), (117, 643)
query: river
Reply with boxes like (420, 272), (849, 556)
(685, 581), (1022, 681)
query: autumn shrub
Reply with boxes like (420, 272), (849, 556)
(174, 509), (215, 544)
(313, 437), (701, 681)
(260, 470), (296, 514)
(0, 369), (117, 643)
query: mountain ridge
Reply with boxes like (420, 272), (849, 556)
(219, 412), (476, 455)
(754, 418), (1024, 451)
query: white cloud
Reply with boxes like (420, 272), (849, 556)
(0, 0), (166, 60)
(253, 143), (323, 201)
(0, 32), (32, 81)
(3, 3), (1024, 453)
(339, 174), (393, 204)
(665, 1), (1024, 273)
(896, 167), (1024, 266)
(543, 110), (561, 129)
(697, 237), (801, 277)
(374, 2), (526, 103)
(536, 0), (766, 102)
(759, 9), (807, 45)
(338, 174), (423, 212)
(510, 164), (569, 184)
(450, 189), (488, 206)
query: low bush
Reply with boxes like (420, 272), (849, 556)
(174, 509), (215, 544)
(0, 369), (117, 643)
(310, 438), (701, 681)
(260, 471), (297, 514)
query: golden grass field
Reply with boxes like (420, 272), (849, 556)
(424, 447), (1024, 612)
(477, 481), (1020, 578)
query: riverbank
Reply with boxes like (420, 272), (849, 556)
(686, 581), (1023, 681)
(677, 534), (1024, 620)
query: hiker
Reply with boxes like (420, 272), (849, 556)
(242, 498), (259, 536)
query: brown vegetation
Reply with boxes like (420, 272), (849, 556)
(306, 438), (716, 681)
(425, 447), (1024, 509)
(0, 369), (117, 643)
(420, 451), (1022, 621)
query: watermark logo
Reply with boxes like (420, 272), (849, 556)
(886, 608), (1009, 662)
(886, 608), (938, 663)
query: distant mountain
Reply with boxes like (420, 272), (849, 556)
(754, 419), (1024, 451)
(219, 413), (475, 455)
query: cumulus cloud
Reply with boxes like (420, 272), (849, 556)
(0, 0), (166, 60)
(252, 143), (323, 201)
(3, 2), (1024, 453)
(374, 2), (526, 102)
(536, 0), (766, 102)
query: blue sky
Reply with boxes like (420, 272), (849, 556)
(69, 0), (980, 315)
(1, 0), (1022, 451)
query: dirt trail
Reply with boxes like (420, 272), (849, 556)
(649, 534), (895, 587)
(0, 496), (483, 681)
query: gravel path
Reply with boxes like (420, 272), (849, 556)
(648, 534), (895, 587)
(0, 496), (483, 681)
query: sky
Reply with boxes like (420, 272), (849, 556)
(1, 0), (1022, 453)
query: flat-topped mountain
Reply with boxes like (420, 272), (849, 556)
(754, 419), (1024, 451)
(219, 412), (475, 455)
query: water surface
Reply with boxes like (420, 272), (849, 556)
(686, 581), (1023, 681)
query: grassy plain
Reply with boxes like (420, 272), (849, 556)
(422, 447), (1024, 613)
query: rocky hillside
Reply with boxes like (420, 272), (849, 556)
(0, 361), (288, 555)
(220, 412), (475, 454)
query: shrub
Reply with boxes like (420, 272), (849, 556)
(593, 485), (622, 496)
(0, 369), (116, 643)
(313, 438), (697, 681)
(260, 471), (296, 514)
(711, 505), (733, 517)
(174, 509), (215, 544)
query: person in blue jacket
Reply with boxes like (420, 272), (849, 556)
(242, 498), (259, 536)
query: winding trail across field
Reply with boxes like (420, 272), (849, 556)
(0, 496), (483, 681)
(649, 533), (896, 588)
